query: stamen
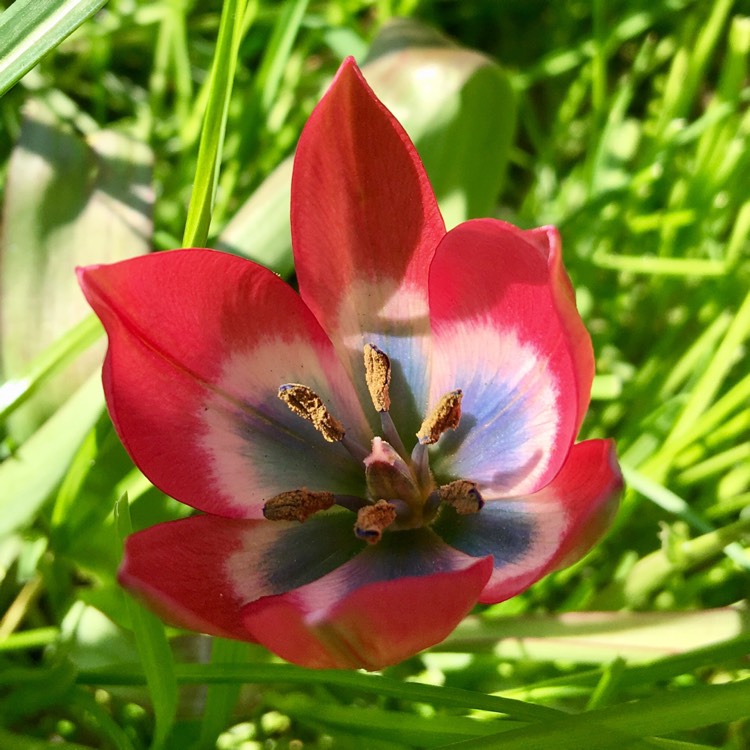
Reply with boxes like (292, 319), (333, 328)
(380, 410), (408, 459)
(355, 500), (397, 544)
(278, 384), (345, 442)
(363, 343), (391, 412)
(363, 344), (408, 457)
(417, 389), (463, 445)
(438, 480), (484, 514)
(333, 495), (370, 513)
(410, 441), (431, 488)
(340, 434), (369, 463)
(263, 489), (335, 522)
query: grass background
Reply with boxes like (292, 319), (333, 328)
(1, 0), (749, 748)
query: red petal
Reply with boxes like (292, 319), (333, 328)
(121, 515), (493, 670)
(119, 512), (365, 642)
(119, 515), (261, 640)
(291, 58), (446, 434)
(477, 439), (621, 603)
(78, 250), (370, 518)
(543, 438), (622, 571)
(243, 535), (493, 670)
(427, 219), (594, 496)
(512, 225), (594, 433)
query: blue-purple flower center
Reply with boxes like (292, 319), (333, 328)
(265, 343), (483, 541)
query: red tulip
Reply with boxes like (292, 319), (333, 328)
(78, 58), (621, 670)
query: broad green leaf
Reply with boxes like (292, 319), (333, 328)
(0, 372), (103, 538)
(442, 608), (749, 664)
(0, 98), (152, 439)
(214, 152), (295, 275)
(0, 314), (102, 424)
(0, 0), (109, 97)
(216, 18), (516, 275)
(366, 18), (516, 227)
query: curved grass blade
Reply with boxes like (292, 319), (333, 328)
(439, 679), (750, 749)
(0, 372), (103, 537)
(77, 662), (560, 722)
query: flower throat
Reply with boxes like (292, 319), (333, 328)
(265, 344), (483, 542)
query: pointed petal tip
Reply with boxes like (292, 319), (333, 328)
(75, 262), (102, 291)
(522, 224), (562, 262)
(339, 55), (360, 72)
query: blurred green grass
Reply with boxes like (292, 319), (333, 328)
(0, 0), (749, 748)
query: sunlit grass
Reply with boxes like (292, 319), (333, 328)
(1, 1), (748, 748)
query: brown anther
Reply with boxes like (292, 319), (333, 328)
(355, 500), (397, 544)
(417, 390), (463, 445)
(438, 480), (484, 514)
(263, 489), (336, 523)
(364, 343), (391, 412)
(278, 384), (345, 442)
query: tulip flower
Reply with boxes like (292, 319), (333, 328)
(78, 58), (621, 670)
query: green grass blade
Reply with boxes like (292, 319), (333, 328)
(441, 679), (750, 749)
(77, 662), (561, 721)
(0, 727), (95, 750)
(181, 0), (247, 248)
(503, 629), (750, 699)
(0, 314), (101, 422)
(591, 253), (725, 276)
(114, 495), (177, 750)
(665, 289), (750, 445)
(0, 0), (109, 97)
(193, 639), (249, 749)
(265, 692), (518, 745)
(255, 0), (310, 116)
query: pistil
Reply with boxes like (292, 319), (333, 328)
(365, 438), (420, 502)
